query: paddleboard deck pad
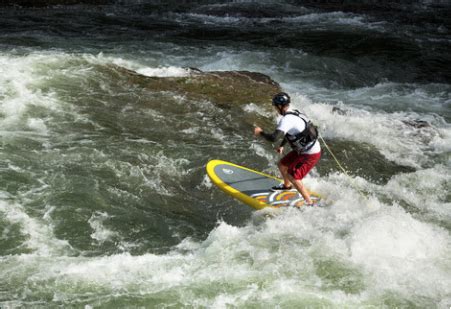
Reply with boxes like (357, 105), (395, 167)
(206, 160), (320, 210)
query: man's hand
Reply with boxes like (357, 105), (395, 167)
(275, 146), (284, 154)
(254, 127), (263, 136)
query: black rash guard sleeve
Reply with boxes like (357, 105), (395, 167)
(279, 137), (288, 147)
(260, 129), (285, 143)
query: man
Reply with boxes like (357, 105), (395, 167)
(254, 92), (321, 206)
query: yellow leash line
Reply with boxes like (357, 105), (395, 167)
(318, 134), (367, 197)
(318, 135), (348, 175)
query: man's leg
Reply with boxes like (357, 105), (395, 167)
(287, 152), (321, 205)
(277, 160), (292, 188)
(278, 151), (298, 188)
(288, 174), (312, 204)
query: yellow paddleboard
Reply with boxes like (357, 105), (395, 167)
(206, 160), (320, 210)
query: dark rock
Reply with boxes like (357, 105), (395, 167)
(317, 139), (416, 183)
(402, 119), (431, 129)
(112, 65), (281, 108)
(332, 106), (347, 115)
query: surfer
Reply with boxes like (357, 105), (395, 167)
(254, 92), (321, 206)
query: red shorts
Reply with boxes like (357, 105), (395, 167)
(280, 150), (321, 180)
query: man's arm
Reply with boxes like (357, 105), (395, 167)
(279, 137), (288, 147)
(254, 127), (287, 154)
(258, 129), (285, 143)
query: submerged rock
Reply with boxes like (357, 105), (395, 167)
(332, 106), (348, 115)
(112, 65), (281, 108)
(317, 139), (416, 183)
(402, 119), (431, 129)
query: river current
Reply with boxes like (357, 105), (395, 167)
(0, 1), (450, 308)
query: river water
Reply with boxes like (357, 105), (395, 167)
(0, 1), (450, 308)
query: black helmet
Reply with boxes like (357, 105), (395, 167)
(272, 92), (290, 106)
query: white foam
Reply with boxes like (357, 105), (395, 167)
(184, 11), (386, 31)
(350, 206), (448, 261)
(198, 174), (213, 189)
(287, 93), (449, 168)
(0, 199), (73, 256)
(105, 151), (190, 196)
(136, 66), (191, 78)
(337, 82), (451, 114)
(2, 183), (450, 306)
(184, 13), (243, 25)
(382, 165), (451, 218)
(0, 55), (54, 129)
(242, 103), (272, 118)
(280, 12), (383, 29)
(430, 125), (451, 154)
(199, 50), (272, 73)
(88, 212), (118, 243)
(210, 128), (227, 142)
(181, 127), (200, 134)
(349, 205), (450, 298)
(26, 118), (48, 134)
(250, 142), (276, 163)
(81, 53), (193, 78)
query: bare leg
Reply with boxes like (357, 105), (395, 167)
(277, 160), (292, 188)
(288, 174), (312, 204)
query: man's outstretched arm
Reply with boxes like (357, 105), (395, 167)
(254, 127), (285, 143)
